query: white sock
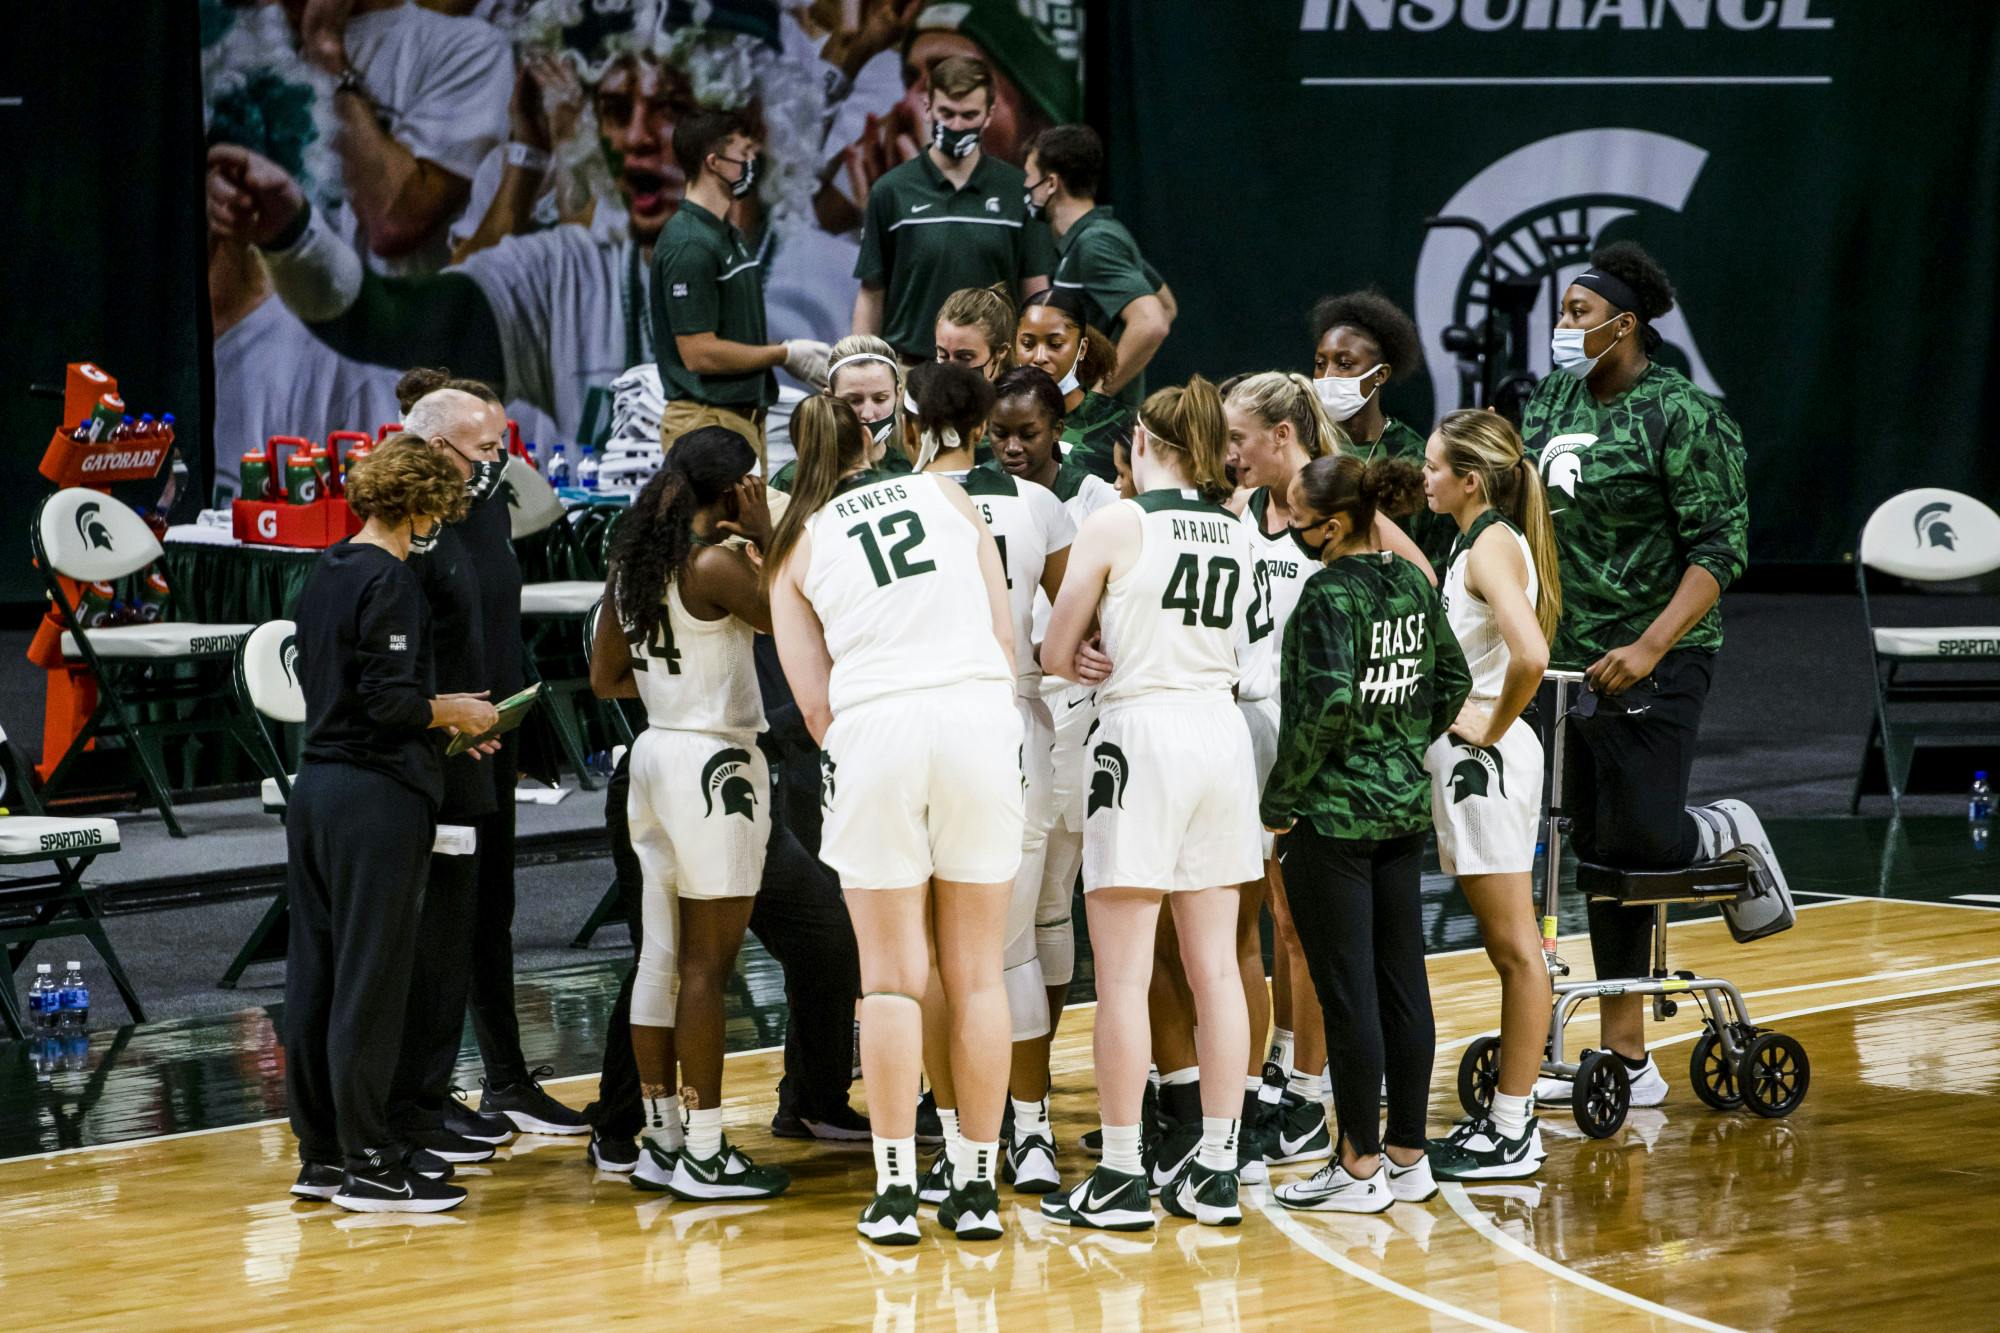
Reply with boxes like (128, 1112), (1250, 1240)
(1268, 1027), (1295, 1075)
(950, 1137), (998, 1185)
(1198, 1116), (1240, 1172)
(641, 1094), (683, 1151)
(1101, 1123), (1143, 1176)
(1252, 1073), (1282, 1106)
(1147, 1066), (1163, 1091)
(1161, 1065), (1199, 1087)
(1491, 1092), (1531, 1140)
(939, 1106), (962, 1161)
(1011, 1097), (1050, 1141)
(875, 1134), (918, 1192)
(1288, 1069), (1325, 1102)
(685, 1106), (722, 1160)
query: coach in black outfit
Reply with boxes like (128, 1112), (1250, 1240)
(285, 436), (497, 1215)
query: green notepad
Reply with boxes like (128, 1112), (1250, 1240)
(444, 684), (542, 756)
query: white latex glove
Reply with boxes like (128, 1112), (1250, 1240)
(782, 339), (833, 388)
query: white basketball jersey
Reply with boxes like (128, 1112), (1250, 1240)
(1238, 487), (1324, 703)
(1031, 464), (1119, 646)
(1441, 512), (1539, 702)
(626, 578), (766, 735)
(802, 471), (1013, 713)
(1097, 489), (1255, 705)
(957, 466), (1075, 696)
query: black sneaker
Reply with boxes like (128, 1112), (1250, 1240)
(858, 1184), (921, 1246)
(1002, 1129), (1060, 1193)
(333, 1162), (466, 1214)
(1428, 1116), (1546, 1181)
(914, 1089), (944, 1147)
(937, 1179), (1003, 1240)
(666, 1138), (791, 1200)
(772, 1102), (873, 1142)
(291, 1163), (343, 1201)
(1040, 1165), (1154, 1231)
(404, 1147), (455, 1181)
(1080, 1127), (1103, 1157)
(1147, 1121), (1200, 1198)
(587, 1131), (639, 1174)
(916, 1149), (955, 1206)
(1239, 1101), (1278, 1184)
(444, 1090), (516, 1145)
(1161, 1157), (1242, 1228)
(405, 1124), (497, 1164)
(1266, 1091), (1333, 1165)
(479, 1066), (590, 1136)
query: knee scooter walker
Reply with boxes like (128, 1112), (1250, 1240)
(1454, 671), (1810, 1137)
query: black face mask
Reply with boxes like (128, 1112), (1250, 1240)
(868, 417), (897, 446)
(465, 456), (506, 503)
(932, 119), (982, 159)
(714, 153), (758, 198)
(1289, 520), (1329, 554)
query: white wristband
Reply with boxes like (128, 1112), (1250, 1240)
(257, 206), (363, 322)
(505, 141), (552, 174)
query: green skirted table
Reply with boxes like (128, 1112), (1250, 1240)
(161, 536), (322, 625)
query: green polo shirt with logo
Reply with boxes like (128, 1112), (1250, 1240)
(1052, 206), (1162, 406)
(855, 152), (1056, 360)
(651, 200), (776, 409)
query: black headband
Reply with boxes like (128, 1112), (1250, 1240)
(1573, 269), (1643, 319)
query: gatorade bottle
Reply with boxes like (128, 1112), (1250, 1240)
(78, 582), (118, 628)
(287, 449), (323, 505)
(241, 453), (272, 501)
(137, 568), (171, 623)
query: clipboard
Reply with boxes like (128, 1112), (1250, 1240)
(444, 683), (542, 756)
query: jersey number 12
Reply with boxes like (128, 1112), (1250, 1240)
(847, 511), (937, 587)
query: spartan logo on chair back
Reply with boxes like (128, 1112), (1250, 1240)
(1449, 740), (1506, 804)
(701, 747), (757, 818)
(1912, 501), (1956, 552)
(1087, 741), (1129, 816)
(278, 633), (300, 690)
(73, 501), (114, 552)
(1859, 488), (2000, 584)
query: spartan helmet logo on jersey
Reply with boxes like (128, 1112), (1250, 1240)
(1913, 501), (1958, 551)
(701, 747), (757, 819)
(819, 751), (837, 812)
(1537, 433), (1595, 506)
(1414, 128), (1726, 425)
(73, 501), (114, 551)
(1449, 741), (1507, 805)
(279, 633), (300, 689)
(1088, 741), (1130, 816)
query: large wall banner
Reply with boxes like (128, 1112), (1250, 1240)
(1103, 1), (2000, 564)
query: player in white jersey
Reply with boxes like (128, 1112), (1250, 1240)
(906, 363), (1079, 1195)
(1417, 410), (1565, 1180)
(1040, 377), (1262, 1232)
(589, 428), (788, 1202)
(767, 396), (1023, 1245)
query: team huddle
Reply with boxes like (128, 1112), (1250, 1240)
(592, 229), (1771, 1245)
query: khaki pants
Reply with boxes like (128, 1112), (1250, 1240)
(659, 400), (768, 470)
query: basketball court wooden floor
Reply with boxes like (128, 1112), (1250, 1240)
(6, 880), (2000, 1329)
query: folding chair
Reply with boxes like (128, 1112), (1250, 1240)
(1851, 488), (2000, 812)
(32, 488), (259, 837)
(0, 722), (144, 1037)
(508, 459), (616, 789)
(219, 618), (481, 987)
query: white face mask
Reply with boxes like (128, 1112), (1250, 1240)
(1311, 366), (1381, 423)
(1551, 315), (1624, 379)
(1055, 340), (1083, 396)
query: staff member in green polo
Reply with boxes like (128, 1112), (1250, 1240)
(1025, 125), (1175, 406)
(653, 109), (830, 464)
(851, 56), (1052, 363)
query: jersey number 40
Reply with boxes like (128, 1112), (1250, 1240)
(1162, 554), (1240, 628)
(847, 511), (937, 588)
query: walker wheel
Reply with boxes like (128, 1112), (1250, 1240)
(1689, 1030), (1744, 1110)
(1571, 1049), (1630, 1139)
(1737, 1032), (1810, 1118)
(1457, 1036), (1503, 1118)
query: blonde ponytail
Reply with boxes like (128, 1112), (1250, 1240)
(1139, 375), (1231, 504)
(1433, 409), (1563, 644)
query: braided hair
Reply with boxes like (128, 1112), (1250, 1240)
(609, 427), (757, 642)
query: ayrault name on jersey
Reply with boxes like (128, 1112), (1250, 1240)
(832, 482), (911, 520)
(1170, 517), (1236, 546)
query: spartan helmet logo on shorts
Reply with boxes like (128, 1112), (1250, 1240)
(819, 751), (837, 812)
(73, 501), (114, 551)
(279, 633), (300, 689)
(1087, 741), (1129, 816)
(1449, 741), (1506, 805)
(1913, 501), (1957, 551)
(701, 747), (757, 819)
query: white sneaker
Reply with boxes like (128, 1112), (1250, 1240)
(1531, 1075), (1573, 1104)
(1627, 1057), (1669, 1107)
(1384, 1154), (1437, 1203)
(630, 1138), (679, 1192)
(1273, 1162), (1393, 1214)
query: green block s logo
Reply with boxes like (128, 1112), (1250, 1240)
(1088, 741), (1129, 816)
(1449, 740), (1505, 805)
(701, 747), (757, 819)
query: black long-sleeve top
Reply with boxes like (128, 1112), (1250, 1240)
(297, 541), (442, 808)
(414, 489), (524, 818)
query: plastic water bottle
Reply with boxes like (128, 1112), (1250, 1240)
(578, 445), (600, 491)
(58, 961), (90, 1030)
(1973, 772), (1992, 852)
(545, 443), (570, 488)
(27, 963), (59, 1032)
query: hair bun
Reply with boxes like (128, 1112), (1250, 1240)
(1359, 456), (1424, 520)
